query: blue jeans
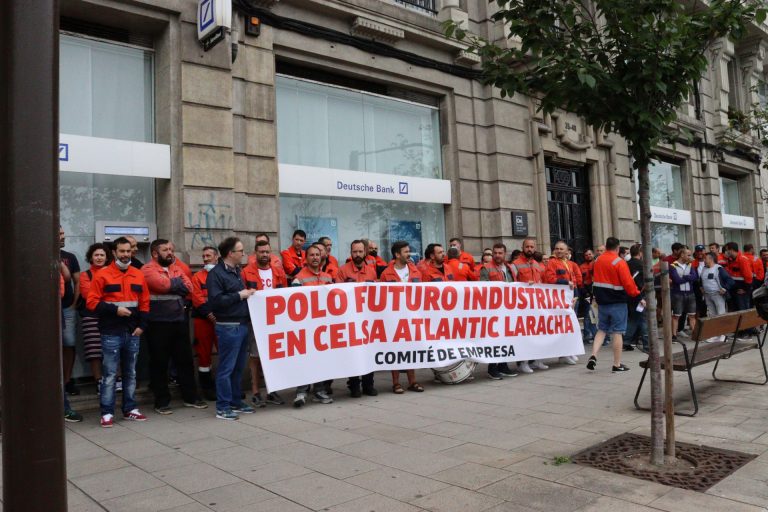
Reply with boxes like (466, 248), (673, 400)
(625, 307), (648, 349)
(597, 302), (628, 335)
(583, 309), (597, 340)
(214, 323), (250, 412)
(62, 306), (77, 347)
(100, 333), (139, 416)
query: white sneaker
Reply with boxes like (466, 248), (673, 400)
(705, 337), (720, 343)
(518, 362), (533, 374)
(293, 392), (307, 408)
(719, 335), (727, 342)
(559, 356), (576, 365)
(569, 355), (579, 363)
(531, 361), (549, 370)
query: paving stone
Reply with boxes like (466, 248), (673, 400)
(153, 463), (241, 494)
(706, 474), (768, 508)
(649, 487), (766, 512)
(131, 451), (200, 473)
(324, 493), (422, 512)
(290, 426), (369, 448)
(172, 436), (238, 455)
(555, 466), (672, 505)
(504, 456), (581, 481)
(480, 474), (599, 512)
(262, 472), (370, 510)
(100, 485), (196, 511)
(571, 495), (661, 511)
(301, 454), (382, 479)
(399, 433), (467, 452)
(66, 454), (130, 478)
(232, 461), (313, 485)
(439, 443), (532, 468)
(431, 462), (513, 490)
(104, 438), (178, 463)
(346, 467), (449, 501)
(191, 445), (279, 472)
(190, 481), (277, 511)
(70, 466), (165, 502)
(412, 486), (504, 512)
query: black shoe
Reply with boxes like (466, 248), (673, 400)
(612, 364), (630, 372)
(251, 393), (267, 408)
(488, 369), (503, 380)
(586, 356), (597, 371)
(65, 379), (80, 396)
(497, 363), (518, 377)
(623, 345), (634, 351)
(266, 392), (285, 405)
(362, 387), (378, 397)
(349, 386), (362, 398)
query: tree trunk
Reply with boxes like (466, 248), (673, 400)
(637, 164), (665, 465)
(660, 262), (675, 459)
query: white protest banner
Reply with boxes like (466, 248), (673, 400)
(248, 282), (584, 391)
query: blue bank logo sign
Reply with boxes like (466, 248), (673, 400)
(280, 164), (451, 204)
(59, 143), (69, 162)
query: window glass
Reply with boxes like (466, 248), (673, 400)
(648, 160), (684, 210)
(279, 195), (445, 265)
(723, 229), (744, 249)
(60, 34), (154, 142)
(720, 177), (741, 216)
(276, 76), (442, 178)
(651, 223), (687, 254)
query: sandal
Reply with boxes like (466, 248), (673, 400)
(407, 383), (424, 392)
(393, 384), (405, 394)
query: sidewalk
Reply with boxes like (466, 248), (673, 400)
(29, 346), (768, 511)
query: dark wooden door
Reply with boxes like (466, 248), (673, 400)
(546, 165), (593, 262)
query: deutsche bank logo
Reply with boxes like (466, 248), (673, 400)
(59, 143), (69, 162)
(199, 0), (214, 32)
(399, 182), (408, 194)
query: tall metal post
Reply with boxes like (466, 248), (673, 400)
(0, 0), (68, 510)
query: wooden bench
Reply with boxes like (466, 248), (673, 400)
(634, 309), (768, 417)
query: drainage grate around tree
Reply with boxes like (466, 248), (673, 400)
(571, 433), (756, 491)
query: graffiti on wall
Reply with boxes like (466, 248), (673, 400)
(187, 193), (234, 249)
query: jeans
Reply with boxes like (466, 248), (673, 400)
(732, 288), (751, 312)
(597, 302), (628, 334)
(147, 321), (199, 407)
(62, 306), (77, 347)
(214, 323), (250, 412)
(625, 307), (648, 349)
(583, 309), (597, 340)
(101, 332), (139, 416)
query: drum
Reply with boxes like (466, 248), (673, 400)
(432, 360), (477, 384)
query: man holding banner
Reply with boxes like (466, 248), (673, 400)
(380, 241), (425, 394)
(479, 243), (519, 380)
(336, 240), (379, 397)
(291, 244), (335, 407)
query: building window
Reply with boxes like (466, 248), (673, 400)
(60, 34), (154, 142)
(720, 177), (741, 215)
(651, 223), (687, 254)
(723, 228), (744, 248)
(648, 159), (684, 210)
(59, 33), (155, 267)
(276, 75), (446, 260)
(276, 75), (442, 179)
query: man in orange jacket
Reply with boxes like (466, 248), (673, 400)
(380, 241), (425, 394)
(586, 237), (641, 373)
(242, 239), (287, 408)
(87, 236), (151, 427)
(191, 246), (219, 401)
(335, 240), (379, 397)
(281, 229), (307, 280)
(248, 233), (284, 269)
(512, 238), (544, 285)
(724, 242), (754, 312)
(449, 237), (476, 273)
(142, 239), (206, 414)
(292, 244), (334, 408)
(446, 247), (477, 281)
(744, 244), (765, 290)
(421, 243), (456, 282)
(479, 243), (518, 379)
(319, 236), (340, 269)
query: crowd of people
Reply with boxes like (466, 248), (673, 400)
(57, 226), (766, 425)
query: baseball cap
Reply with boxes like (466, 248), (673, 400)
(694, 244), (705, 251)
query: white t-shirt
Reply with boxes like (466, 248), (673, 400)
(394, 265), (410, 283)
(258, 268), (274, 289)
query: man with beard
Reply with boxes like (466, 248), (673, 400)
(318, 236), (340, 269)
(87, 237), (150, 427)
(446, 247), (476, 281)
(242, 240), (287, 407)
(282, 229), (307, 281)
(512, 238), (547, 373)
(292, 244), (335, 407)
(449, 237), (476, 273)
(125, 235), (144, 269)
(336, 240), (378, 397)
(421, 243), (456, 281)
(142, 239), (206, 414)
(316, 241), (339, 282)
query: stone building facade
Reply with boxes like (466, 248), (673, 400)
(58, 0), (768, 268)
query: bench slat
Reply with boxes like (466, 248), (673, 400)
(639, 342), (758, 371)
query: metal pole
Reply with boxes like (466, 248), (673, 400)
(660, 262), (675, 459)
(0, 0), (67, 510)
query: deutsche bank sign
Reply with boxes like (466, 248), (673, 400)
(279, 164), (451, 204)
(197, 0), (231, 50)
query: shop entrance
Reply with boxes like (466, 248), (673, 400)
(546, 164), (593, 260)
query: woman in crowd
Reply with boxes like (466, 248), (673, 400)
(79, 242), (112, 390)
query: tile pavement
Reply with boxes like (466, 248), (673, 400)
(17, 345), (768, 511)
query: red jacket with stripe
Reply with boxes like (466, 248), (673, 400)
(87, 262), (150, 334)
(592, 250), (640, 304)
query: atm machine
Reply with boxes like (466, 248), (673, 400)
(95, 221), (156, 263)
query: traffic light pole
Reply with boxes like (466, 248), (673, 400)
(0, 0), (68, 510)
